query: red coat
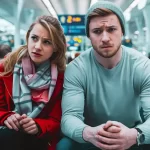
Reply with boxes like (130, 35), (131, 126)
(0, 63), (63, 150)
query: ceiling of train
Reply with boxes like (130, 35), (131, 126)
(0, 0), (148, 31)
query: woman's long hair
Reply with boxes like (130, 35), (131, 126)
(0, 15), (67, 76)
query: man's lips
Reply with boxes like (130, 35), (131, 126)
(101, 46), (112, 48)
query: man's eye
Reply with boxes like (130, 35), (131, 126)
(93, 30), (102, 34)
(107, 28), (116, 33)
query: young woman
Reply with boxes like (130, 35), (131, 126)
(0, 15), (66, 150)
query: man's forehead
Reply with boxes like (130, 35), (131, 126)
(90, 21), (117, 27)
(89, 15), (120, 27)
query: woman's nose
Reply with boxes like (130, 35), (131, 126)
(35, 40), (42, 50)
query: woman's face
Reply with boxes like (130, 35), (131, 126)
(28, 23), (54, 65)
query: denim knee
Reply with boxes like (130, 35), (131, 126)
(56, 137), (77, 150)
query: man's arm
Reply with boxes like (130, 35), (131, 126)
(61, 61), (87, 143)
(136, 59), (150, 144)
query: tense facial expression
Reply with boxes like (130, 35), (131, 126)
(28, 23), (54, 65)
(89, 14), (123, 58)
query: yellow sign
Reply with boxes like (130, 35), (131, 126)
(67, 16), (82, 23)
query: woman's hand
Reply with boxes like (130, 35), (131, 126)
(4, 113), (21, 131)
(19, 114), (39, 135)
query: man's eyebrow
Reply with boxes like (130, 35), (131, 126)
(107, 25), (117, 28)
(92, 25), (117, 29)
(92, 27), (102, 30)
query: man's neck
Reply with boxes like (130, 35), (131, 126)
(94, 47), (122, 69)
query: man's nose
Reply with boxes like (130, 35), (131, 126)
(101, 31), (110, 42)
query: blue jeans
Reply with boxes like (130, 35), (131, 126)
(56, 137), (99, 150)
(56, 137), (150, 150)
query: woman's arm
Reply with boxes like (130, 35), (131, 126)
(0, 77), (15, 126)
(34, 98), (61, 138)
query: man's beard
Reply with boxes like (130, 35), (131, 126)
(93, 43), (121, 58)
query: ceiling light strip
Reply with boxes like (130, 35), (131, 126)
(42, 0), (57, 18)
(124, 0), (140, 14)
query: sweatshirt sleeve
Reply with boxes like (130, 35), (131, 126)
(136, 59), (150, 144)
(61, 60), (87, 143)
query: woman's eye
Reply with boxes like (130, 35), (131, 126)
(43, 40), (51, 45)
(31, 36), (38, 41)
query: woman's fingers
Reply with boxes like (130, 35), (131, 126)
(10, 114), (20, 128)
(20, 117), (32, 126)
(4, 120), (12, 129)
(7, 116), (19, 131)
(5, 117), (18, 131)
(23, 124), (36, 132)
(27, 128), (38, 134)
(4, 113), (22, 131)
(20, 117), (39, 135)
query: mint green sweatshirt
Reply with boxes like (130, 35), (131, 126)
(61, 46), (150, 144)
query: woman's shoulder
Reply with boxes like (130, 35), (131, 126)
(0, 62), (4, 72)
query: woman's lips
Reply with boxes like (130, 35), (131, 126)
(32, 52), (42, 57)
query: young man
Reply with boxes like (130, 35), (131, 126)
(57, 1), (150, 150)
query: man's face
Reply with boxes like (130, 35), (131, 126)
(89, 14), (123, 58)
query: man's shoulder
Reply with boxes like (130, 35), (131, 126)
(65, 48), (93, 77)
(68, 48), (92, 67)
(123, 46), (150, 72)
(123, 45), (149, 61)
(75, 48), (92, 62)
(79, 48), (92, 56)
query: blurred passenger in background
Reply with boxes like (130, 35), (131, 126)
(74, 52), (80, 58)
(148, 53), (150, 59)
(0, 44), (11, 59)
(0, 15), (66, 150)
(67, 55), (73, 64)
(122, 38), (133, 48)
(58, 1), (150, 150)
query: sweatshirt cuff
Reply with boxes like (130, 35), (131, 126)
(72, 125), (88, 143)
(136, 124), (150, 144)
